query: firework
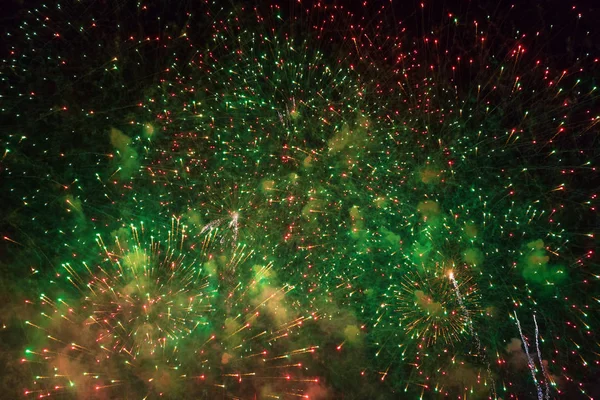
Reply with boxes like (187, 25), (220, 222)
(394, 265), (481, 346)
(1, 0), (598, 399)
(22, 220), (213, 397)
(22, 219), (321, 399)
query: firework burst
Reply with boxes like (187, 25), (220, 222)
(394, 265), (481, 346)
(1, 1), (598, 399)
(22, 219), (322, 399)
(22, 220), (214, 398)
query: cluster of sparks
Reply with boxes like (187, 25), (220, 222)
(0, 0), (598, 399)
(22, 221), (320, 398)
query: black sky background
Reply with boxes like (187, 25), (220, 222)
(0, 0), (598, 398)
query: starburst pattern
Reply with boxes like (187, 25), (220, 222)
(1, 1), (598, 399)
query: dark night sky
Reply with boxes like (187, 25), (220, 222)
(0, 1), (598, 399)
